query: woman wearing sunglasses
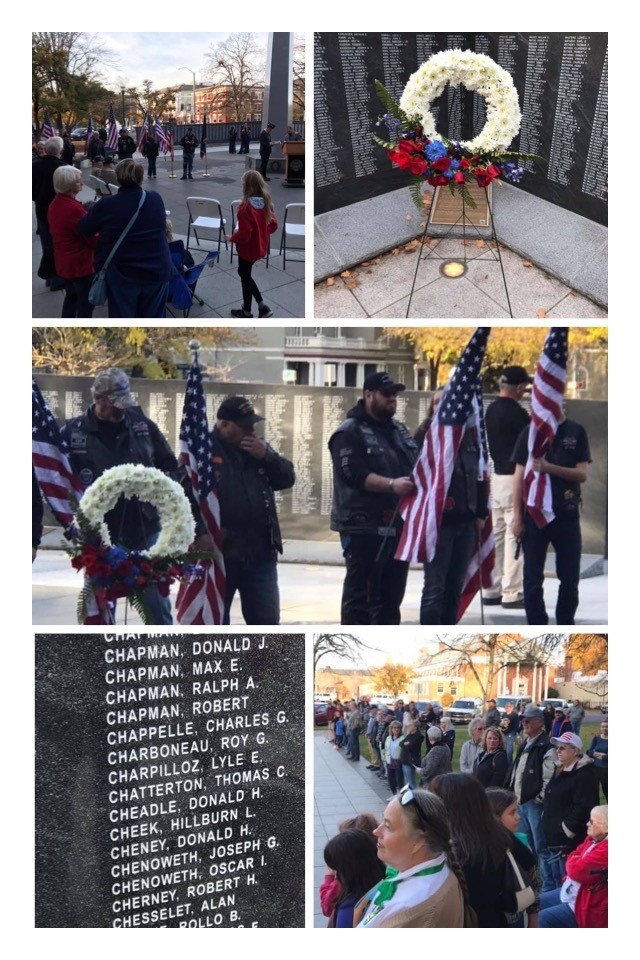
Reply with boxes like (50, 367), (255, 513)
(354, 786), (474, 927)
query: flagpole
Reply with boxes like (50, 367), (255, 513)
(476, 528), (485, 626)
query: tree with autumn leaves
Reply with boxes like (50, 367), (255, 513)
(370, 662), (415, 698)
(386, 326), (608, 391)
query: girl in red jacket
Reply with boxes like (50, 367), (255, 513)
(229, 170), (278, 319)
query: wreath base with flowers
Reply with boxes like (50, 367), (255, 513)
(374, 52), (543, 211)
(68, 464), (212, 624)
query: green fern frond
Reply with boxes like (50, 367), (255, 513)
(76, 581), (95, 624)
(408, 176), (426, 212)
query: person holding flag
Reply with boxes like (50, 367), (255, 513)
(106, 102), (119, 157)
(395, 328), (494, 625)
(41, 110), (56, 140)
(137, 113), (149, 155)
(511, 328), (591, 625)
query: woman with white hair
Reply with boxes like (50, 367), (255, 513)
(539, 805), (608, 927)
(47, 165), (98, 317)
(420, 726), (452, 787)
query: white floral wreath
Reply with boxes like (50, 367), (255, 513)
(78, 463), (195, 557)
(399, 49), (521, 153)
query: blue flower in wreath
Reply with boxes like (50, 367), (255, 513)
(425, 140), (447, 161)
(107, 545), (128, 565)
(449, 159), (460, 172)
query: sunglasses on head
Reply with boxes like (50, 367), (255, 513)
(398, 784), (431, 829)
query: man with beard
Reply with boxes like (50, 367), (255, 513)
(329, 373), (418, 624)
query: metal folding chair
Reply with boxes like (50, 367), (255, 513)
(279, 202), (305, 269)
(186, 196), (227, 257)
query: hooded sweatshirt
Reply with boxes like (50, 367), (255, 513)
(231, 196), (278, 261)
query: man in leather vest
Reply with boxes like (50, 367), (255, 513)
(329, 372), (418, 625)
(212, 396), (295, 625)
(61, 368), (208, 624)
(507, 705), (556, 891)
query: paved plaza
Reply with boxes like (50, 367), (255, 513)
(33, 532), (607, 625)
(314, 238), (608, 321)
(32, 146), (305, 320)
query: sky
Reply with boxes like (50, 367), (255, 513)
(98, 32), (269, 90)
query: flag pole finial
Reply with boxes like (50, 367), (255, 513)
(188, 338), (201, 360)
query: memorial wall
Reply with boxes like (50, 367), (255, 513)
(315, 33), (608, 225)
(35, 375), (607, 553)
(35, 633), (304, 928)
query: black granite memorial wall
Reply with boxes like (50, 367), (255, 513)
(34, 375), (607, 554)
(35, 633), (304, 928)
(315, 33), (608, 225)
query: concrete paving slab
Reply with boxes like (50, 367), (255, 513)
(463, 245), (577, 317)
(546, 290), (609, 319)
(375, 275), (511, 320)
(314, 281), (368, 319)
(32, 548), (607, 625)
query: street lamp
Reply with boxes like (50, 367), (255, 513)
(120, 86), (126, 127)
(179, 67), (196, 123)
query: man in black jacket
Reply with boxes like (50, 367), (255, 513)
(259, 122), (276, 179)
(507, 705), (556, 890)
(61, 368), (208, 624)
(116, 129), (136, 161)
(329, 372), (418, 625)
(212, 396), (295, 624)
(180, 127), (197, 179)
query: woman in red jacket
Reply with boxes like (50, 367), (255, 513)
(48, 166), (98, 317)
(229, 170), (278, 319)
(539, 804), (608, 927)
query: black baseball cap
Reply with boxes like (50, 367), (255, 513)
(216, 396), (264, 427)
(500, 366), (532, 386)
(363, 372), (405, 394)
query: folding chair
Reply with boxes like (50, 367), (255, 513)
(186, 197), (227, 257)
(166, 242), (219, 318)
(88, 175), (112, 199)
(229, 199), (270, 268)
(105, 181), (119, 196)
(279, 202), (305, 269)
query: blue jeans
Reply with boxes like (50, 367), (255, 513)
(523, 514), (581, 624)
(402, 763), (417, 788)
(62, 275), (94, 318)
(420, 519), (477, 624)
(347, 730), (360, 761)
(539, 889), (578, 928)
(504, 732), (517, 764)
(106, 269), (169, 318)
(222, 558), (280, 624)
(182, 154), (194, 177)
(518, 798), (554, 891)
(548, 851), (567, 889)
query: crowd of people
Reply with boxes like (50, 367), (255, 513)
(320, 699), (607, 927)
(33, 123), (291, 319)
(329, 368), (592, 626)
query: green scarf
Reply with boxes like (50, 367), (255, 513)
(370, 861), (446, 909)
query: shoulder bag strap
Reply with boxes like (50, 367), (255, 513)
(102, 190), (147, 272)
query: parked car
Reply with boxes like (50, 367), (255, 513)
(445, 698), (481, 725)
(314, 702), (330, 726)
(315, 693), (332, 703)
(539, 698), (570, 713)
(416, 700), (444, 723)
(496, 696), (532, 716)
(70, 126), (89, 141)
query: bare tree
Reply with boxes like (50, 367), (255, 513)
(418, 633), (564, 704)
(292, 34), (305, 120)
(314, 633), (376, 673)
(204, 33), (265, 123)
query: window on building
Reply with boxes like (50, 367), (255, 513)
(286, 362), (309, 386)
(437, 683), (444, 694)
(364, 363), (378, 380)
(450, 685), (457, 696)
(345, 363), (357, 388)
(324, 363), (337, 387)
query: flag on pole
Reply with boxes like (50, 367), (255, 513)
(137, 112), (149, 153)
(523, 327), (569, 527)
(155, 117), (169, 154)
(395, 327), (492, 566)
(457, 381), (496, 619)
(175, 357), (226, 625)
(84, 116), (94, 155)
(41, 110), (56, 140)
(107, 102), (119, 152)
(32, 380), (84, 531)
(200, 114), (207, 158)
(167, 128), (175, 161)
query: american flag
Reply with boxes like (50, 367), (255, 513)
(395, 327), (492, 567)
(107, 102), (119, 151)
(524, 327), (569, 527)
(137, 113), (149, 153)
(200, 115), (207, 158)
(41, 110), (55, 139)
(457, 382), (496, 619)
(32, 380), (83, 531)
(155, 117), (169, 154)
(167, 129), (175, 161)
(175, 358), (226, 624)
(85, 116), (94, 155)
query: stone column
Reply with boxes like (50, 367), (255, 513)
(262, 33), (294, 148)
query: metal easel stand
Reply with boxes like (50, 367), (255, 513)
(405, 185), (514, 319)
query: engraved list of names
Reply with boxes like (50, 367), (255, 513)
(35, 633), (304, 928)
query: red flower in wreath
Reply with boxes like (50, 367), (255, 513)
(431, 157), (451, 173)
(427, 174), (449, 187)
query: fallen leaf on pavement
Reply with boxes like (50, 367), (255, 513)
(475, 239), (485, 248)
(361, 260), (372, 267)
(340, 270), (351, 278)
(537, 309), (547, 318)
(326, 277), (336, 286)
(522, 261), (533, 268)
(405, 214), (413, 221)
(373, 257), (382, 263)
(392, 248), (400, 255)
(570, 290), (577, 297)
(345, 279), (359, 289)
